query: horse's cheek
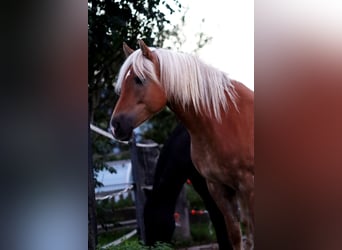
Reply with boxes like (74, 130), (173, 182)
(145, 85), (167, 112)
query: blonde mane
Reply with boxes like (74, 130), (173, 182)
(116, 47), (238, 121)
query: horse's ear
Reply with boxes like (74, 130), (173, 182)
(138, 39), (153, 60)
(123, 42), (134, 58)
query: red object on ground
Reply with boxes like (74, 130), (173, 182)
(191, 209), (206, 215)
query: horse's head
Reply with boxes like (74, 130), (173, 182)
(110, 40), (167, 141)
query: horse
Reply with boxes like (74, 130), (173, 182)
(110, 40), (254, 249)
(144, 123), (232, 250)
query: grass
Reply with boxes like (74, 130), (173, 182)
(97, 229), (133, 247)
(97, 234), (173, 250)
(190, 222), (216, 243)
(97, 221), (216, 249)
(111, 241), (173, 250)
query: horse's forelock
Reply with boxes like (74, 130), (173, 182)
(132, 52), (159, 83)
(115, 49), (159, 93)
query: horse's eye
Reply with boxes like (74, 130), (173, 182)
(134, 76), (143, 85)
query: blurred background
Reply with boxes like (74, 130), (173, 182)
(2, 0), (342, 250)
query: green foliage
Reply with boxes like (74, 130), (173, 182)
(139, 108), (178, 144)
(97, 229), (134, 247)
(96, 197), (135, 227)
(115, 240), (173, 250)
(88, 0), (182, 120)
(190, 222), (216, 244)
(113, 196), (134, 209)
(186, 184), (206, 210)
(97, 235), (174, 250)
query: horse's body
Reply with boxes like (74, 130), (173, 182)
(110, 40), (254, 249)
(144, 123), (232, 250)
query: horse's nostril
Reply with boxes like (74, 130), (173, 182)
(110, 116), (132, 141)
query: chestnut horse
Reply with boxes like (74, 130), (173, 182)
(110, 40), (254, 249)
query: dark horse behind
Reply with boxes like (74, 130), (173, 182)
(144, 123), (232, 250)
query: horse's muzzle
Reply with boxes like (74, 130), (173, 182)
(110, 114), (134, 141)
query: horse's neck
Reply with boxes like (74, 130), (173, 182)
(168, 80), (254, 147)
(168, 99), (223, 143)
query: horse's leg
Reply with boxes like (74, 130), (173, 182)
(238, 173), (254, 250)
(207, 181), (242, 250)
(190, 169), (232, 250)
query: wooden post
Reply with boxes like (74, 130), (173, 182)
(130, 135), (146, 242)
(130, 136), (160, 244)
